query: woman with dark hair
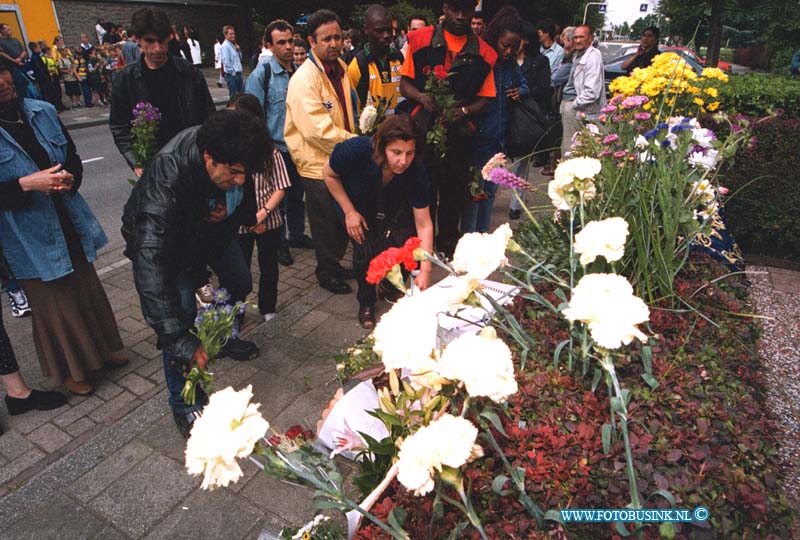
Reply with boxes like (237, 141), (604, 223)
(322, 115), (434, 328)
(462, 5), (528, 233)
(227, 94), (290, 324)
(508, 20), (551, 219)
(0, 60), (126, 396)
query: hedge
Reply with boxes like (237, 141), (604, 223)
(719, 73), (800, 119)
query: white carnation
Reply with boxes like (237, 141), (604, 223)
(438, 330), (518, 402)
(373, 294), (439, 373)
(185, 385), (270, 490)
(359, 105), (378, 134)
(562, 273), (649, 350)
(688, 149), (719, 171)
(451, 223), (513, 279)
(573, 217), (629, 266)
(397, 414), (483, 496)
(549, 157), (600, 210)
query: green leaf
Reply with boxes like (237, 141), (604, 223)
(388, 507), (407, 530)
(591, 367), (603, 392)
(602, 423), (613, 454)
(553, 339), (570, 368)
(615, 520), (633, 537)
(642, 373), (660, 389)
(641, 345), (653, 374)
(544, 509), (564, 523)
(446, 522), (469, 540)
(480, 409), (508, 438)
(659, 521), (677, 539)
(311, 497), (347, 511)
(648, 488), (677, 507)
(611, 396), (626, 415)
(370, 409), (403, 427)
(491, 475), (513, 496)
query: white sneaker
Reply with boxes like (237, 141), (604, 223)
(7, 289), (31, 318)
(195, 284), (214, 307)
(263, 313), (276, 323)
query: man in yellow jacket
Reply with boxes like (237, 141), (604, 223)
(285, 9), (357, 295)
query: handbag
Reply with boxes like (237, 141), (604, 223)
(507, 94), (548, 158)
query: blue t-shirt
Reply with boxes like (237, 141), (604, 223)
(328, 136), (429, 224)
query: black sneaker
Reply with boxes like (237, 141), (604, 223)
(320, 276), (352, 295)
(509, 209), (522, 220)
(220, 338), (259, 361)
(288, 234), (314, 249)
(173, 409), (203, 439)
(277, 244), (293, 266)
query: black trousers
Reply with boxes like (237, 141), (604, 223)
(237, 228), (281, 315)
(0, 295), (20, 375)
(301, 177), (349, 283)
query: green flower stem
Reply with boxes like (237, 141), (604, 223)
(255, 446), (408, 540)
(440, 484), (489, 540)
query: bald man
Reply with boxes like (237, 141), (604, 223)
(347, 4), (405, 112)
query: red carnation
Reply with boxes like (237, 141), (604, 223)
(422, 66), (431, 75)
(285, 425), (305, 440)
(433, 65), (448, 81)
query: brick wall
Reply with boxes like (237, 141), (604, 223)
(53, 0), (255, 64)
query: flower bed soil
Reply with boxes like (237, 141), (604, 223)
(356, 256), (795, 539)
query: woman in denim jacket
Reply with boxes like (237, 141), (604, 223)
(0, 60), (125, 397)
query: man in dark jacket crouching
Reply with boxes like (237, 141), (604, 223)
(122, 110), (267, 437)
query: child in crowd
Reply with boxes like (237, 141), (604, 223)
(73, 49), (93, 107)
(87, 48), (108, 106)
(59, 47), (82, 109)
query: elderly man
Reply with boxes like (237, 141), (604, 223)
(559, 24), (605, 158)
(348, 4), (404, 111)
(285, 9), (357, 294)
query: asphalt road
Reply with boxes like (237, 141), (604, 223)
(71, 123), (134, 257)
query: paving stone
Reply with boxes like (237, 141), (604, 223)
(64, 417), (97, 437)
(136, 414), (187, 463)
(117, 373), (157, 396)
(90, 524), (130, 540)
(143, 487), (262, 540)
(27, 423), (73, 454)
(769, 267), (800, 294)
(240, 469), (317, 526)
(0, 492), (105, 540)
(68, 440), (153, 502)
(307, 314), (370, 350)
(92, 453), (198, 538)
(53, 396), (104, 428)
(94, 379), (124, 400)
(88, 391), (139, 424)
(0, 430), (36, 460)
(286, 310), (332, 339)
(117, 316), (149, 336)
(0, 448), (45, 485)
(135, 358), (163, 378)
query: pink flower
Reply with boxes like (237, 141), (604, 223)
(598, 150), (612, 158)
(718, 185), (730, 195)
(621, 95), (649, 109)
(486, 167), (534, 191)
(612, 115), (624, 123)
(601, 105), (617, 113)
(634, 112), (651, 121)
(329, 418), (365, 458)
(599, 114), (607, 122)
(613, 150), (627, 159)
(602, 134), (619, 145)
(610, 94), (624, 105)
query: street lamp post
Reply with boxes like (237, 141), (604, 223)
(582, 2), (607, 25)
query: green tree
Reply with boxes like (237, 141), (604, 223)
(629, 14), (660, 40)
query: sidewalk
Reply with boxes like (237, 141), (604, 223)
(0, 169), (798, 538)
(59, 67), (236, 131)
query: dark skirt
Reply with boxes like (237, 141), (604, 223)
(20, 254), (123, 385)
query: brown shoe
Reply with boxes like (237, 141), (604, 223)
(107, 349), (129, 368)
(540, 166), (555, 176)
(63, 377), (94, 396)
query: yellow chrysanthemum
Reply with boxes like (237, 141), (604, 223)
(694, 97), (705, 106)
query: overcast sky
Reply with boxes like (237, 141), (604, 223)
(603, 0), (660, 27)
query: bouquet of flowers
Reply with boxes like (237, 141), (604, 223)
(422, 65), (458, 158)
(129, 101), (160, 184)
(279, 515), (344, 540)
(357, 95), (390, 136)
(181, 288), (245, 405)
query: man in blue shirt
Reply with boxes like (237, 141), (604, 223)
(220, 25), (244, 97)
(537, 20), (564, 72)
(245, 20), (313, 267)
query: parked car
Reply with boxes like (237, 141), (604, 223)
(663, 46), (732, 72)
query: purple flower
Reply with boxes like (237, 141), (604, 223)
(598, 150), (612, 158)
(613, 150), (627, 159)
(634, 112), (651, 121)
(602, 133), (619, 145)
(609, 94), (625, 106)
(670, 124), (691, 134)
(486, 167), (533, 191)
(601, 105), (617, 113)
(644, 128), (660, 140)
(656, 122), (669, 130)
(612, 115), (625, 123)
(660, 139), (672, 148)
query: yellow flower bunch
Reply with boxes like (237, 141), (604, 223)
(609, 52), (726, 115)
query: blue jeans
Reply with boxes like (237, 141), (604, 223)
(79, 79), (93, 107)
(461, 181), (499, 234)
(162, 272), (206, 415)
(278, 150), (306, 244)
(206, 237), (252, 304)
(224, 72), (244, 98)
